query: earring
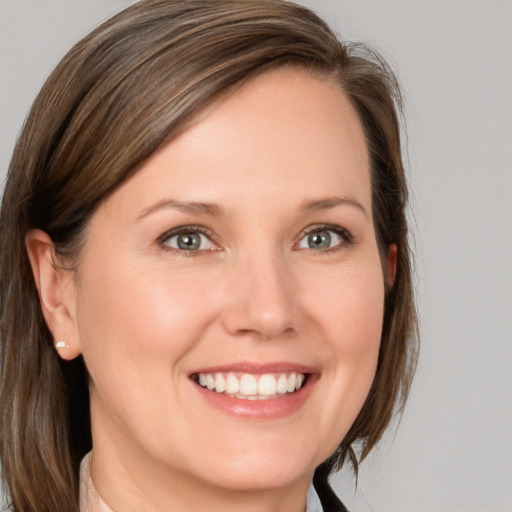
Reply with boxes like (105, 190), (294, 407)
(54, 340), (69, 350)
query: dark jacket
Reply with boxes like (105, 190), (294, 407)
(313, 471), (349, 512)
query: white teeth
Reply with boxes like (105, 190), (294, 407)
(277, 374), (288, 394)
(287, 373), (297, 393)
(196, 371), (306, 398)
(214, 373), (226, 393)
(206, 374), (215, 390)
(225, 373), (240, 394)
(240, 374), (258, 395)
(258, 374), (277, 396)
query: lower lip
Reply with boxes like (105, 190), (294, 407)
(192, 375), (317, 420)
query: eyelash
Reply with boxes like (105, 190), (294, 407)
(157, 223), (354, 255)
(157, 225), (217, 257)
(296, 224), (354, 254)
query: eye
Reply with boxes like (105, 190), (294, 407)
(297, 226), (352, 251)
(159, 227), (217, 252)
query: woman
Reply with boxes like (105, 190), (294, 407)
(0, 1), (418, 511)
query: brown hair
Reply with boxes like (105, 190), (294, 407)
(0, 0), (418, 510)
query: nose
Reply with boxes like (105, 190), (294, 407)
(221, 251), (298, 341)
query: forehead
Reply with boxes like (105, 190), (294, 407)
(102, 68), (371, 217)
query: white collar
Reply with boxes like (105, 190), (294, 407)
(79, 453), (113, 512)
(306, 483), (324, 512)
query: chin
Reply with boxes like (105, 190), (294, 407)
(184, 435), (324, 493)
(201, 459), (312, 493)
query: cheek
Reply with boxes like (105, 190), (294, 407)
(74, 258), (224, 439)
(306, 259), (385, 356)
(302, 255), (385, 419)
(339, 268), (384, 379)
(75, 256), (221, 375)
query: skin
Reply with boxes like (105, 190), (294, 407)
(27, 68), (395, 512)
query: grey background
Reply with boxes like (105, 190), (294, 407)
(1, 1), (511, 511)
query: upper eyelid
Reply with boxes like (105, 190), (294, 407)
(157, 226), (220, 255)
(157, 225), (216, 243)
(296, 223), (353, 241)
(156, 223), (353, 249)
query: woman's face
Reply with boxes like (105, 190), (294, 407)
(70, 69), (388, 497)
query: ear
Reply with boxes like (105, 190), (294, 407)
(386, 243), (398, 289)
(25, 229), (82, 360)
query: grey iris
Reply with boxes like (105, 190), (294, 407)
(177, 233), (201, 250)
(308, 230), (331, 249)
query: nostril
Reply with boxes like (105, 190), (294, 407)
(235, 325), (296, 341)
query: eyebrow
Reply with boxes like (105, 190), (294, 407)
(137, 196), (368, 220)
(300, 196), (369, 218)
(137, 199), (224, 219)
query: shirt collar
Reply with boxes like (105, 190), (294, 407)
(79, 453), (113, 512)
(307, 483), (325, 512)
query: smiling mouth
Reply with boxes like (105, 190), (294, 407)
(192, 371), (307, 400)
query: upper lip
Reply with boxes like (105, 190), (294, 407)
(189, 361), (317, 376)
